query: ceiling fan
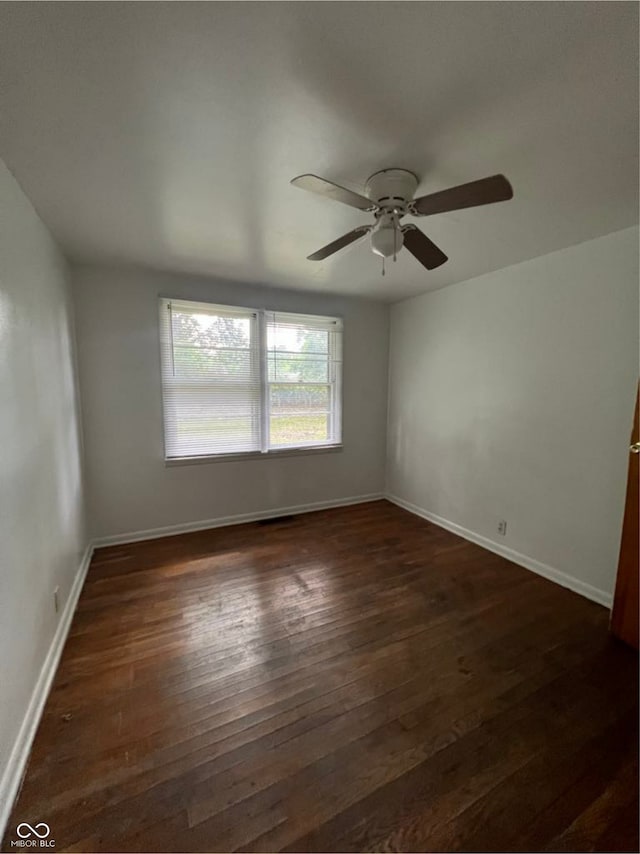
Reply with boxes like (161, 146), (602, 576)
(290, 168), (513, 274)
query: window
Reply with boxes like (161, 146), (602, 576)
(159, 299), (342, 459)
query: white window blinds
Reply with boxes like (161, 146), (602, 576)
(160, 300), (261, 457)
(159, 299), (342, 459)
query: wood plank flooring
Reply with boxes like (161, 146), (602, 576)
(2, 500), (638, 853)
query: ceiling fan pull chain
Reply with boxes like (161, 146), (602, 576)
(382, 257), (385, 277)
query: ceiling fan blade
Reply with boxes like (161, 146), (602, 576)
(307, 227), (371, 261)
(402, 226), (448, 270)
(411, 174), (513, 217)
(291, 174), (375, 212)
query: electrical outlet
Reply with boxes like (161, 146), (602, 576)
(497, 520), (507, 536)
(54, 586), (60, 614)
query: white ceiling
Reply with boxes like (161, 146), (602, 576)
(0, 2), (637, 301)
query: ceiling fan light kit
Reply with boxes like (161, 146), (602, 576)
(370, 216), (404, 259)
(291, 167), (514, 275)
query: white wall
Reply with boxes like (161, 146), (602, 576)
(72, 265), (389, 541)
(387, 227), (639, 602)
(0, 161), (86, 818)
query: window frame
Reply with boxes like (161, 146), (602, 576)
(159, 298), (343, 463)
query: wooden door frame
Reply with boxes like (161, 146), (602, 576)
(610, 384), (639, 649)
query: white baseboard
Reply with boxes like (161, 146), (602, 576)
(92, 493), (385, 548)
(385, 493), (613, 608)
(0, 543), (94, 840)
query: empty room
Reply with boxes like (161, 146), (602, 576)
(0, 2), (638, 852)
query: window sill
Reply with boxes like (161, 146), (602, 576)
(164, 444), (343, 467)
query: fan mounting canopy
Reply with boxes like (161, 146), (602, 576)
(365, 168), (419, 210)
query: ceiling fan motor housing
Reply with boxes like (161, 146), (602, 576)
(365, 168), (419, 213)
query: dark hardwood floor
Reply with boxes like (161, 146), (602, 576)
(3, 500), (638, 853)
